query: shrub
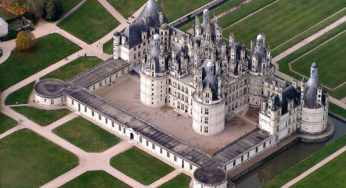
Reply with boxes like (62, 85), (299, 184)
(16, 30), (36, 51)
(42, 0), (63, 21)
(1, 29), (19, 41)
(23, 12), (38, 25)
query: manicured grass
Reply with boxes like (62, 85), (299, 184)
(291, 151), (346, 188)
(12, 106), (71, 126)
(223, 0), (346, 48)
(103, 39), (113, 54)
(277, 22), (346, 99)
(5, 82), (35, 105)
(0, 129), (78, 187)
(179, 0), (244, 32)
(111, 147), (174, 185)
(159, 173), (191, 188)
(218, 0), (275, 28)
(107, 0), (146, 19)
(0, 33), (81, 91)
(291, 32), (346, 89)
(158, 0), (212, 22)
(272, 9), (346, 56)
(61, 0), (82, 15)
(58, 0), (120, 44)
(53, 117), (120, 152)
(42, 57), (102, 81)
(329, 103), (346, 119)
(0, 113), (17, 134)
(263, 134), (346, 188)
(61, 170), (130, 188)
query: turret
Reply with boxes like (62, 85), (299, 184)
(229, 33), (234, 46)
(202, 9), (210, 26)
(113, 32), (121, 60)
(194, 16), (201, 36)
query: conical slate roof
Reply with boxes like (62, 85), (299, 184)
(304, 62), (321, 108)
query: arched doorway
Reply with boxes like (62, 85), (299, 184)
(130, 133), (134, 140)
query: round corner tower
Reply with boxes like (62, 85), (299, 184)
(300, 62), (328, 134)
(140, 34), (168, 108)
(192, 60), (225, 136)
(113, 31), (121, 60)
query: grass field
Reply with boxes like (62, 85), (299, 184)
(277, 22), (346, 99)
(0, 33), (81, 91)
(159, 173), (191, 188)
(329, 103), (346, 119)
(103, 39), (113, 54)
(42, 57), (102, 81)
(12, 106), (71, 126)
(5, 82), (35, 105)
(263, 134), (346, 188)
(53, 117), (120, 152)
(58, 0), (120, 44)
(218, 0), (275, 28)
(107, 0), (146, 19)
(292, 151), (346, 188)
(291, 32), (346, 89)
(111, 147), (174, 185)
(158, 0), (212, 22)
(223, 0), (346, 48)
(61, 170), (130, 188)
(61, 0), (82, 16)
(0, 129), (78, 187)
(272, 9), (346, 56)
(0, 113), (17, 134)
(179, 0), (244, 32)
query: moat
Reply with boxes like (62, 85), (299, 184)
(235, 115), (346, 188)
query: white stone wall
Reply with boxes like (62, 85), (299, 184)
(34, 94), (64, 106)
(300, 106), (327, 134)
(192, 98), (225, 136)
(140, 73), (167, 107)
(87, 67), (129, 92)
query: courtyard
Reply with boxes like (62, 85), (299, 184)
(96, 75), (258, 154)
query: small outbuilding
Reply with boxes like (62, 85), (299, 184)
(0, 18), (9, 37)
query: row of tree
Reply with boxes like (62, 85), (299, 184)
(2, 0), (63, 22)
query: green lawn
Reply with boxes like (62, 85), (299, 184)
(179, 0), (244, 32)
(263, 134), (346, 188)
(107, 0), (146, 19)
(53, 117), (120, 152)
(159, 173), (191, 188)
(329, 103), (346, 119)
(272, 9), (346, 56)
(0, 113), (17, 134)
(61, 170), (130, 188)
(61, 0), (82, 16)
(58, 0), (120, 44)
(5, 82), (35, 105)
(12, 106), (71, 126)
(277, 22), (346, 99)
(42, 57), (102, 81)
(291, 32), (346, 89)
(0, 33), (81, 91)
(223, 0), (346, 48)
(158, 0), (212, 22)
(103, 39), (113, 54)
(292, 151), (346, 188)
(0, 129), (78, 187)
(218, 0), (275, 28)
(111, 147), (174, 185)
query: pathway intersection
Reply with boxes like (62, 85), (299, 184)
(0, 1), (345, 187)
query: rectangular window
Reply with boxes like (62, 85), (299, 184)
(119, 125), (121, 131)
(105, 118), (108, 124)
(139, 136), (142, 143)
(205, 108), (209, 115)
(112, 122), (114, 127)
(160, 148), (162, 154)
(152, 144), (155, 150)
(99, 115), (101, 120)
(84, 107), (87, 112)
(233, 160), (236, 166)
(167, 152), (170, 158)
(204, 117), (208, 124)
(190, 164), (192, 170)
(204, 126), (208, 133)
(174, 156), (177, 161)
(72, 100), (74, 105)
(146, 140), (149, 146)
(92, 110), (94, 116)
(51, 99), (54, 104)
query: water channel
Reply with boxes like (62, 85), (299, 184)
(235, 115), (346, 188)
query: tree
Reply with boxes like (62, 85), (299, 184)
(2, 0), (26, 15)
(42, 0), (63, 21)
(22, 0), (45, 17)
(16, 30), (36, 51)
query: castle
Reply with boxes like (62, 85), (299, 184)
(113, 0), (328, 138)
(33, 0), (329, 187)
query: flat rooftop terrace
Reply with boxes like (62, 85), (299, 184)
(96, 75), (258, 154)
